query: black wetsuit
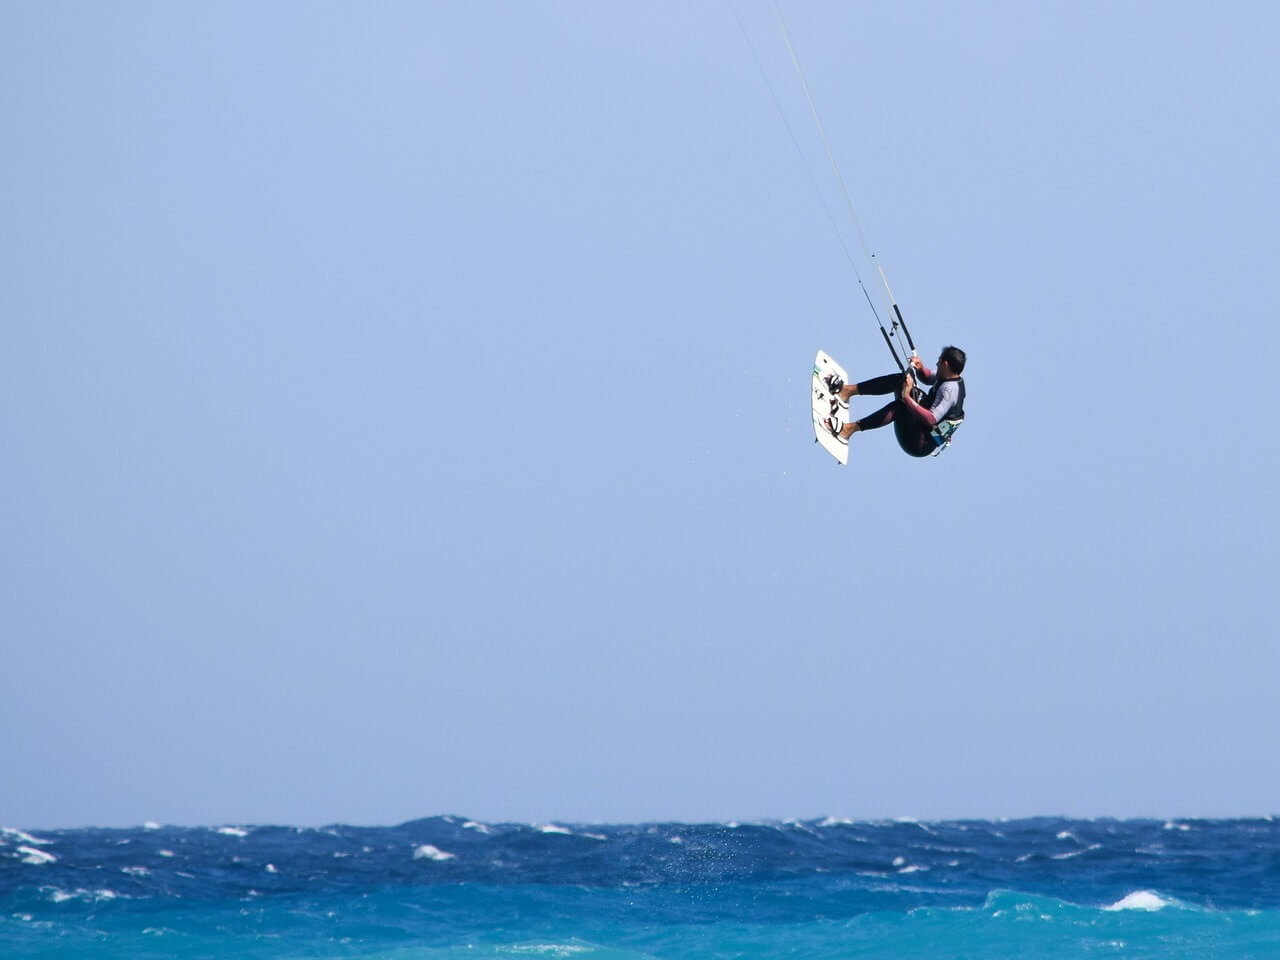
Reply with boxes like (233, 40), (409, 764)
(854, 372), (966, 458)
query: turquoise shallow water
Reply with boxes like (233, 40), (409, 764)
(4, 818), (1278, 958)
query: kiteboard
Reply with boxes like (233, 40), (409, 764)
(811, 350), (850, 465)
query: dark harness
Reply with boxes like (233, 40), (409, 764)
(925, 376), (965, 454)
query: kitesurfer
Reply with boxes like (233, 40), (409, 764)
(823, 346), (966, 457)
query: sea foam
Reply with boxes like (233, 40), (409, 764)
(413, 844), (456, 861)
(48, 888), (119, 904)
(19, 846), (57, 865)
(4, 828), (52, 846)
(1051, 843), (1102, 860)
(1106, 890), (1173, 911)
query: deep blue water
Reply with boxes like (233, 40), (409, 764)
(4, 817), (1279, 958)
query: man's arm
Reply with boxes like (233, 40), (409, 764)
(901, 391), (938, 427)
(911, 355), (936, 384)
(900, 377), (956, 427)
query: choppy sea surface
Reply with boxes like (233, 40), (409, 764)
(3, 817), (1279, 958)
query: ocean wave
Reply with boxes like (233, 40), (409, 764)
(985, 887), (1189, 917)
(45, 887), (121, 904)
(1105, 890), (1177, 911)
(6, 817), (1280, 918)
(508, 945), (592, 956)
(3, 828), (52, 847)
(1051, 843), (1102, 860)
(17, 846), (57, 865)
(817, 817), (856, 828)
(413, 844), (456, 862)
(2, 819), (1277, 960)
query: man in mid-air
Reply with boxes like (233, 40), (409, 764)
(824, 345), (966, 458)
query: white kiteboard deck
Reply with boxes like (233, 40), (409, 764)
(812, 350), (850, 465)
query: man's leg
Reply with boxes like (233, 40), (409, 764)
(827, 400), (895, 441)
(836, 371), (905, 402)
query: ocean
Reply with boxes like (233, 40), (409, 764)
(3, 817), (1277, 958)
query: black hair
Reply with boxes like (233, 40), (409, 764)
(940, 345), (966, 373)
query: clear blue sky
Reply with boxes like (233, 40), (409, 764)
(3, 1), (1277, 829)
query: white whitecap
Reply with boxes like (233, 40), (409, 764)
(143, 822), (161, 831)
(898, 864), (927, 874)
(48, 888), (118, 903)
(509, 945), (590, 957)
(463, 821), (492, 834)
(121, 866), (150, 877)
(537, 824), (572, 835)
(1052, 843), (1102, 861)
(4, 828), (52, 846)
(1056, 831), (1076, 841)
(1163, 821), (1191, 832)
(413, 844), (456, 861)
(158, 850), (176, 858)
(819, 817), (855, 827)
(892, 856), (906, 867)
(894, 817), (937, 834)
(19, 846), (56, 865)
(216, 827), (248, 838)
(265, 863), (278, 873)
(1106, 890), (1171, 912)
